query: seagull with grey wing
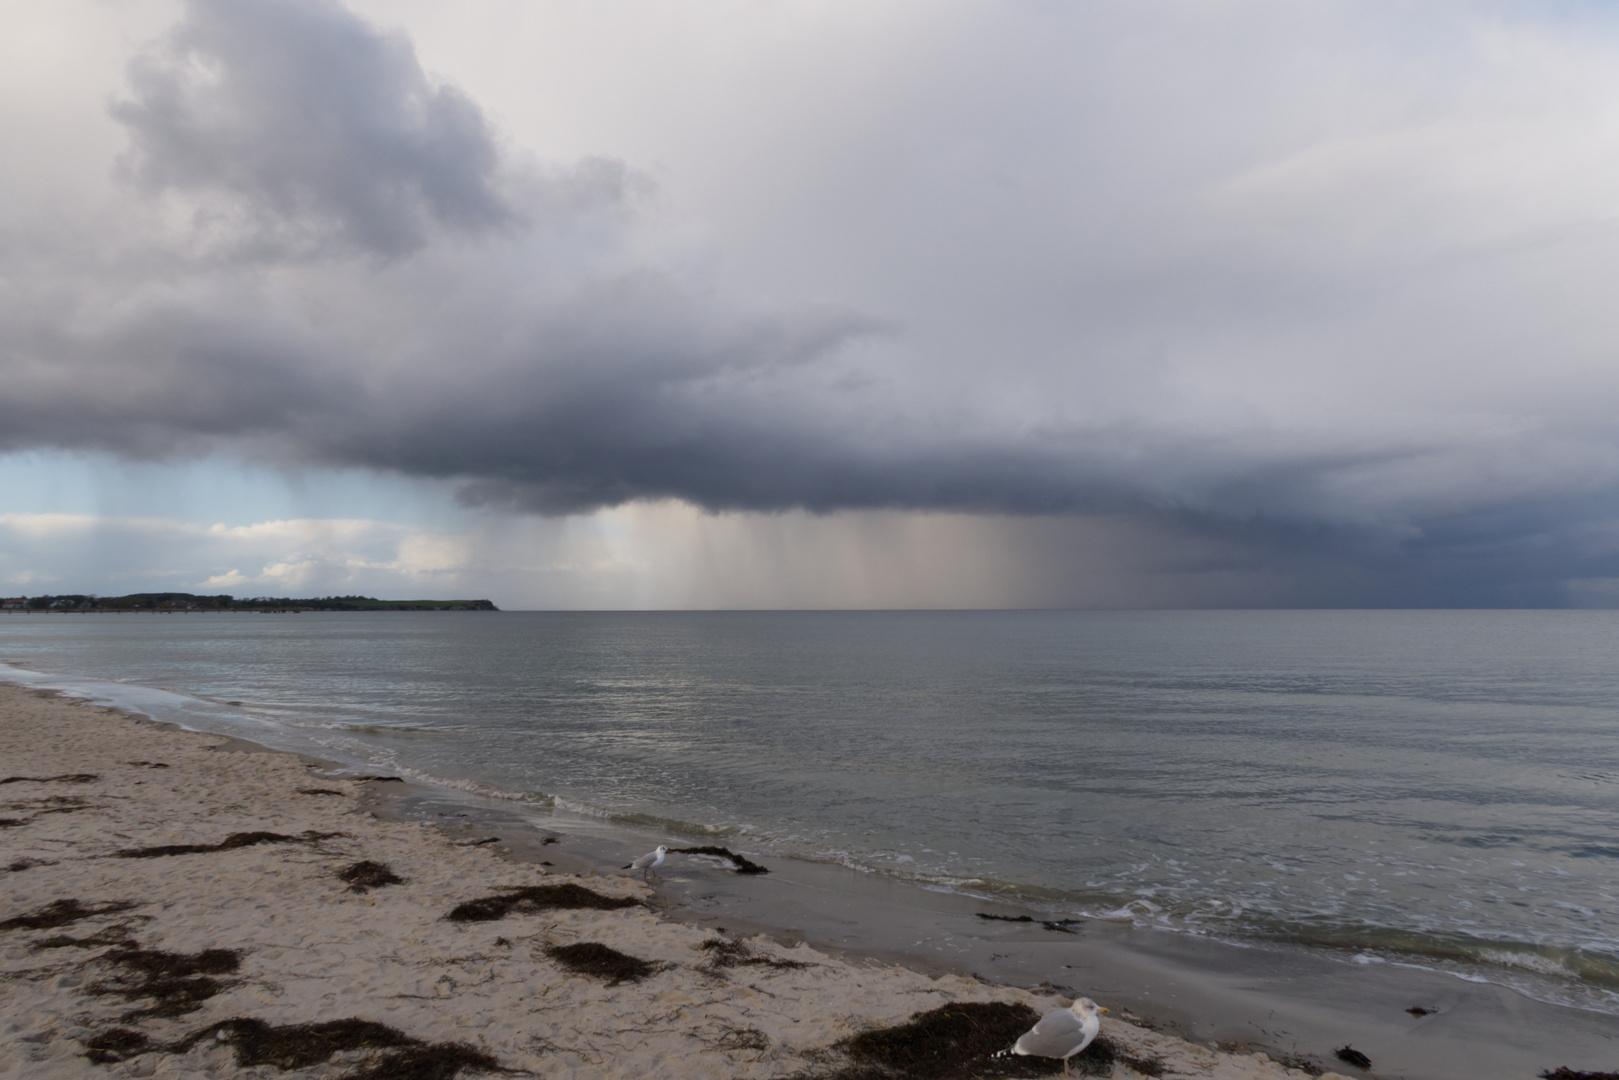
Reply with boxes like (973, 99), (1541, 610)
(623, 844), (667, 882)
(995, 997), (1108, 1076)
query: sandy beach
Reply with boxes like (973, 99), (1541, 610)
(0, 683), (1353, 1080)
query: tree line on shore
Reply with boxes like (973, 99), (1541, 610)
(1, 593), (499, 612)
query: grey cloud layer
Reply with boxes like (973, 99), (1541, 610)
(113, 0), (511, 255)
(7, 0), (1619, 604)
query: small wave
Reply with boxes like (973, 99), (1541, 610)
(319, 723), (455, 736)
(371, 766), (558, 809)
(607, 810), (747, 839)
(1097, 899), (1163, 921)
(549, 796), (615, 818)
(1480, 949), (1581, 979)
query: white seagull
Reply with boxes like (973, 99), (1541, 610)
(623, 845), (668, 882)
(1000, 997), (1108, 1077)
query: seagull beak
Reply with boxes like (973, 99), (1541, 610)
(1098, 1008), (1110, 1014)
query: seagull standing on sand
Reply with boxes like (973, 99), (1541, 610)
(623, 845), (668, 882)
(998, 997), (1108, 1077)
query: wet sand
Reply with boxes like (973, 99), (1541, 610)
(0, 682), (1604, 1079)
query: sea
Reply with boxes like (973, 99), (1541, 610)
(3, 609), (1617, 1020)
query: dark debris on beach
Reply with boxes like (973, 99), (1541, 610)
(445, 882), (641, 922)
(4, 857), (57, 872)
(1334, 1045), (1372, 1069)
(0, 793), (104, 829)
(87, 1016), (509, 1079)
(792, 1001), (1117, 1079)
(974, 913), (1082, 934)
(1540, 1070), (1619, 1080)
(111, 829), (344, 859)
(31, 922), (141, 951)
(544, 941), (659, 985)
(338, 859), (404, 893)
(700, 936), (811, 973)
(0, 773), (100, 785)
(89, 946), (243, 1020)
(0, 897), (140, 931)
(669, 845), (770, 873)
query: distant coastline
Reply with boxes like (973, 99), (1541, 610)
(0, 592), (498, 613)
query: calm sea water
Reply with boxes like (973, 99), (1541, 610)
(3, 610), (1617, 1013)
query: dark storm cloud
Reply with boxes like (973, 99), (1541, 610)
(9, 0), (1619, 605)
(111, 0), (512, 255)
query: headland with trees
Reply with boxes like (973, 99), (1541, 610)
(0, 593), (499, 613)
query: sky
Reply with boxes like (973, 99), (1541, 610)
(5, 0), (1619, 608)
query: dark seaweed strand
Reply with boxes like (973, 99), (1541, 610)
(445, 883), (640, 923)
(667, 845), (770, 874)
(0, 773), (100, 785)
(700, 938), (810, 971)
(112, 830), (344, 859)
(0, 898), (139, 932)
(96, 1016), (509, 1079)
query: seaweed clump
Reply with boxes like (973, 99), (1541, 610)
(544, 942), (658, 985)
(445, 882), (640, 923)
(1540, 1071), (1619, 1080)
(339, 860), (404, 893)
(89, 946), (242, 1019)
(88, 1017), (506, 1080)
(85, 1028), (150, 1064)
(793, 1002), (1118, 1080)
(298, 787), (347, 796)
(700, 937), (810, 973)
(176, 1017), (416, 1069)
(670, 845), (770, 874)
(832, 1002), (1060, 1079)
(1335, 1045), (1372, 1069)
(4, 858), (57, 873)
(975, 913), (1082, 934)
(112, 829), (343, 858)
(32, 923), (139, 951)
(345, 1041), (504, 1080)
(0, 898), (139, 932)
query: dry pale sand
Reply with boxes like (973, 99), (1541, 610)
(1, 683), (1348, 1080)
